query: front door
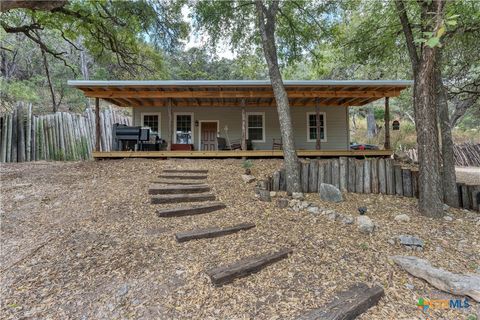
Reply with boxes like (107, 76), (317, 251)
(201, 122), (218, 150)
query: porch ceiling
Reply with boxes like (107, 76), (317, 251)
(68, 80), (412, 108)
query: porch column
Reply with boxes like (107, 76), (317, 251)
(315, 98), (321, 150)
(168, 98), (173, 151)
(241, 98), (247, 151)
(384, 97), (391, 150)
(95, 97), (100, 152)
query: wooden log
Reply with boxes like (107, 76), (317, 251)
(339, 157), (348, 192)
(6, 113), (13, 162)
(158, 174), (207, 180)
(385, 159), (395, 195)
(394, 165), (403, 196)
(17, 103), (26, 162)
(175, 222), (255, 243)
(58, 112), (65, 158)
(470, 185), (479, 212)
(378, 158), (386, 194)
(149, 184), (210, 195)
(151, 193), (215, 204)
(156, 202), (226, 217)
(371, 158), (379, 194)
(279, 168), (286, 191)
(460, 184), (471, 210)
(163, 169), (208, 174)
(11, 106), (18, 162)
(301, 162), (310, 193)
(206, 248), (292, 286)
(0, 114), (8, 162)
(355, 160), (364, 193)
(272, 171), (280, 191)
(331, 158), (340, 189)
(309, 160), (319, 192)
(411, 169), (419, 198)
(402, 169), (413, 197)
(347, 157), (356, 192)
(324, 161), (332, 185)
(31, 113), (35, 161)
(152, 179), (208, 185)
(26, 104), (32, 161)
(317, 162), (325, 191)
(363, 159), (371, 193)
(298, 283), (384, 320)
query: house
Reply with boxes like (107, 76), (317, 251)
(68, 80), (412, 158)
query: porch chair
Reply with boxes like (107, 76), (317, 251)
(272, 138), (283, 150)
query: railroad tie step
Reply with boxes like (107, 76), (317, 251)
(149, 184), (210, 195)
(163, 169), (208, 174)
(151, 192), (215, 204)
(158, 174), (207, 180)
(297, 283), (384, 320)
(156, 202), (227, 217)
(175, 222), (255, 243)
(206, 248), (292, 286)
(151, 180), (206, 185)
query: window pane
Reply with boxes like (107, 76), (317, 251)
(176, 115), (192, 144)
(308, 114), (325, 140)
(309, 127), (317, 140)
(248, 115), (262, 127)
(143, 115), (159, 132)
(309, 114), (316, 127)
(248, 127), (263, 141)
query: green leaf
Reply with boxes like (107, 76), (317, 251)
(426, 37), (440, 48)
(437, 26), (446, 37)
(446, 20), (457, 26)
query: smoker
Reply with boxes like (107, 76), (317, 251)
(112, 123), (150, 151)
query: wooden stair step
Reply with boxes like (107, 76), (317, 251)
(151, 180), (206, 185)
(149, 184), (210, 195)
(156, 202), (226, 217)
(175, 222), (255, 243)
(158, 174), (207, 180)
(151, 193), (215, 204)
(163, 169), (208, 174)
(206, 248), (292, 286)
(297, 283), (384, 320)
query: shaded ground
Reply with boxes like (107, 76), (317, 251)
(1, 159), (479, 319)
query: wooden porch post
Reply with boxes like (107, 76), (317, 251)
(168, 98), (173, 151)
(241, 98), (247, 151)
(384, 97), (391, 150)
(95, 97), (100, 152)
(315, 98), (321, 150)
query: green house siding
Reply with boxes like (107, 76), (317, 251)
(133, 105), (349, 150)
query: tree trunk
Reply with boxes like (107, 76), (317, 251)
(366, 108), (377, 139)
(449, 95), (479, 127)
(40, 44), (57, 112)
(436, 67), (458, 207)
(255, 0), (301, 194)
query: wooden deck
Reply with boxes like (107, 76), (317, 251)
(93, 149), (393, 159)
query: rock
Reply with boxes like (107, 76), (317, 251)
(356, 216), (375, 234)
(269, 191), (277, 197)
(436, 246), (444, 253)
(242, 174), (256, 183)
(405, 283), (415, 290)
(307, 206), (320, 214)
(443, 204), (450, 211)
(276, 198), (289, 208)
(300, 201), (311, 209)
(118, 284), (129, 296)
(443, 216), (453, 222)
(394, 214), (410, 222)
(319, 183), (343, 203)
(14, 194), (25, 201)
(292, 192), (304, 200)
(387, 239), (395, 245)
(394, 151), (413, 163)
(327, 212), (339, 221)
(258, 189), (271, 202)
(340, 214), (354, 225)
(358, 207), (367, 215)
(457, 239), (469, 252)
(397, 235), (424, 250)
(391, 255), (480, 302)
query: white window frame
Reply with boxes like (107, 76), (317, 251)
(306, 112), (327, 142)
(174, 112), (194, 144)
(140, 112), (161, 136)
(246, 112), (266, 143)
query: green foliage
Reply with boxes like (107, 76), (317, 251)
(242, 160), (253, 169)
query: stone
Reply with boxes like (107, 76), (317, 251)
(397, 235), (424, 250)
(341, 214), (354, 225)
(327, 212), (339, 221)
(300, 201), (311, 209)
(242, 174), (256, 183)
(292, 192), (304, 200)
(319, 183), (343, 203)
(394, 151), (413, 163)
(356, 216), (375, 234)
(387, 239), (395, 245)
(258, 189), (271, 202)
(307, 206), (320, 214)
(269, 191), (277, 197)
(14, 194), (25, 201)
(457, 240), (469, 252)
(118, 284), (129, 296)
(394, 214), (411, 222)
(405, 283), (415, 290)
(443, 216), (453, 222)
(276, 198), (289, 209)
(443, 204), (449, 211)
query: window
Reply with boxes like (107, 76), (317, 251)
(307, 112), (326, 142)
(247, 112), (265, 142)
(175, 113), (193, 144)
(141, 113), (161, 134)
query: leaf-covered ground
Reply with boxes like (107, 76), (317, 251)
(1, 159), (479, 319)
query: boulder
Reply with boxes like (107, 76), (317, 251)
(394, 151), (413, 164)
(396, 235), (424, 250)
(394, 214), (411, 222)
(356, 216), (375, 234)
(276, 198), (289, 208)
(269, 191), (277, 197)
(319, 183), (343, 203)
(307, 206), (320, 214)
(292, 192), (304, 200)
(242, 174), (256, 183)
(443, 216), (453, 222)
(341, 214), (355, 225)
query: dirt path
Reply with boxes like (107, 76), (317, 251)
(1, 159), (479, 319)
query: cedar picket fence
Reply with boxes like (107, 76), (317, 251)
(261, 158), (479, 212)
(0, 103), (131, 162)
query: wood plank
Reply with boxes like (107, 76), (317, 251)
(411, 170), (419, 198)
(301, 162), (310, 193)
(378, 158), (386, 194)
(471, 185), (480, 212)
(339, 157), (348, 192)
(347, 158), (356, 192)
(175, 222), (255, 243)
(279, 168), (286, 191)
(163, 169), (208, 174)
(363, 159), (371, 193)
(385, 159), (395, 195)
(460, 183), (471, 210)
(297, 283), (384, 320)
(309, 160), (319, 192)
(331, 158), (340, 189)
(317, 162), (325, 191)
(394, 165), (403, 196)
(151, 193), (215, 204)
(158, 174), (207, 180)
(206, 248), (292, 286)
(151, 179), (206, 185)
(149, 184), (210, 195)
(324, 161), (332, 185)
(156, 202), (226, 217)
(272, 171), (281, 192)
(371, 158), (379, 194)
(402, 169), (413, 197)
(355, 160), (364, 193)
